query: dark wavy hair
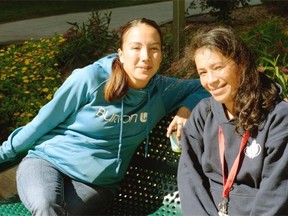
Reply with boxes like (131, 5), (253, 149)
(179, 26), (280, 136)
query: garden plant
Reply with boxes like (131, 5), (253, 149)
(0, 36), (65, 141)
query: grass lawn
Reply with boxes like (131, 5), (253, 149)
(0, 0), (169, 24)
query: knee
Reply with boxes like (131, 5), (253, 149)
(26, 196), (65, 216)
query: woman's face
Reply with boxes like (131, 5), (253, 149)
(195, 47), (241, 113)
(118, 23), (162, 89)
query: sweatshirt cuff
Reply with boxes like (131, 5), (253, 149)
(0, 127), (23, 162)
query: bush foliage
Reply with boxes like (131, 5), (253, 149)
(57, 11), (119, 72)
(187, 0), (251, 22)
(243, 17), (288, 97)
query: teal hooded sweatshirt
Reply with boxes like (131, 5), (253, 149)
(0, 54), (209, 193)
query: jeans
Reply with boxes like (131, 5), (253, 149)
(16, 157), (115, 216)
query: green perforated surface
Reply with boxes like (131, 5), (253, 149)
(0, 195), (31, 216)
(104, 115), (183, 215)
(0, 115), (182, 215)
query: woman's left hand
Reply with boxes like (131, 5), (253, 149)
(166, 106), (191, 140)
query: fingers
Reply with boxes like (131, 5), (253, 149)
(175, 122), (183, 140)
(166, 119), (183, 138)
(167, 106), (191, 138)
(166, 120), (175, 137)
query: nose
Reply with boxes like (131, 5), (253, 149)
(140, 48), (150, 61)
(207, 71), (218, 84)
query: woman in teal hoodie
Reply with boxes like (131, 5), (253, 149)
(0, 18), (209, 215)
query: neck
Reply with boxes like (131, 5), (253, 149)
(128, 79), (149, 90)
(226, 110), (235, 120)
(223, 104), (235, 120)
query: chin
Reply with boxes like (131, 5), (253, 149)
(213, 96), (228, 104)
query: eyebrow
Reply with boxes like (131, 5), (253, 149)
(128, 41), (161, 46)
(197, 62), (223, 70)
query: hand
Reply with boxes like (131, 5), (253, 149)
(166, 106), (191, 140)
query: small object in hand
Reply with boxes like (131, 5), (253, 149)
(170, 132), (182, 153)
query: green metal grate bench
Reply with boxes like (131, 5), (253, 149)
(0, 115), (182, 216)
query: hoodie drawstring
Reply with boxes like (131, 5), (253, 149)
(144, 92), (150, 158)
(117, 99), (124, 162)
(118, 92), (151, 160)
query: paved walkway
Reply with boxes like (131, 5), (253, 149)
(0, 0), (262, 45)
(0, 0), (193, 45)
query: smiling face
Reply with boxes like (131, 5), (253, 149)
(195, 47), (241, 114)
(118, 23), (162, 89)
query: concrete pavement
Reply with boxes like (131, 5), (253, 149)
(0, 0), (193, 45)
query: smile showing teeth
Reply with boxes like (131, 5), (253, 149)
(212, 87), (222, 91)
(210, 84), (226, 94)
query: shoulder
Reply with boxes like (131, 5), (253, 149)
(192, 97), (212, 115)
(68, 54), (116, 86)
(77, 63), (109, 81)
(184, 98), (212, 137)
(78, 54), (116, 79)
(187, 97), (212, 126)
(65, 65), (107, 92)
(270, 100), (288, 123)
(268, 100), (288, 120)
(274, 100), (288, 112)
(260, 100), (288, 131)
(260, 101), (288, 152)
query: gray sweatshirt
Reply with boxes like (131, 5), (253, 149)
(178, 97), (288, 216)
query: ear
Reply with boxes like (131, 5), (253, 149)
(118, 48), (123, 63)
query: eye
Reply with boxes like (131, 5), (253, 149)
(151, 46), (160, 51)
(131, 46), (140, 50)
(198, 70), (207, 76)
(213, 65), (224, 71)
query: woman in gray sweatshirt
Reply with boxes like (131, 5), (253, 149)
(177, 26), (288, 216)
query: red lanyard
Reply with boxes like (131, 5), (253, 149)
(218, 126), (250, 198)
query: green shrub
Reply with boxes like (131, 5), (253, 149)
(243, 17), (288, 97)
(57, 10), (119, 72)
(187, 0), (250, 22)
(258, 55), (288, 98)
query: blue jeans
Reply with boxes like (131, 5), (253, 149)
(16, 157), (115, 216)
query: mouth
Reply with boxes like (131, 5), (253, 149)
(137, 65), (152, 70)
(209, 84), (226, 95)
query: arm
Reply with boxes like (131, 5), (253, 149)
(250, 103), (288, 215)
(158, 76), (209, 138)
(0, 66), (97, 163)
(159, 77), (210, 113)
(178, 106), (218, 216)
